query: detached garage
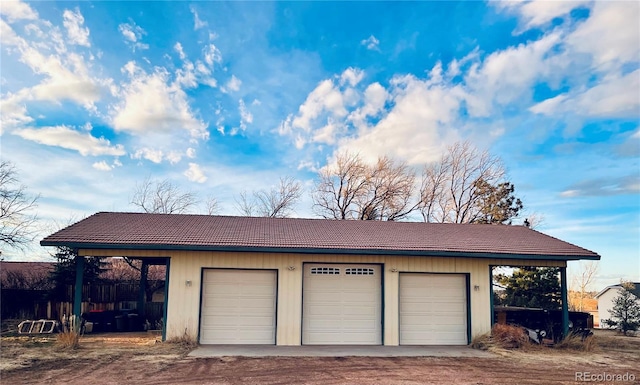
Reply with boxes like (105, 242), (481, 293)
(41, 212), (601, 346)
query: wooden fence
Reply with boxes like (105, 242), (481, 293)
(1, 281), (165, 324)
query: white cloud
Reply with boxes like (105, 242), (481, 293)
(184, 162), (207, 183)
(496, 0), (592, 32)
(1, 19), (22, 46)
(338, 73), (464, 165)
(186, 147), (196, 158)
(463, 32), (561, 116)
(0, 0), (38, 22)
(175, 60), (197, 88)
(111, 62), (208, 140)
(0, 91), (34, 132)
(166, 151), (182, 164)
(576, 71), (640, 117)
(14, 125), (125, 156)
(292, 79), (348, 133)
(63, 8), (90, 47)
(530, 70), (640, 119)
(195, 61), (210, 75)
(312, 119), (340, 145)
(119, 21), (148, 51)
(529, 94), (568, 115)
(348, 82), (388, 129)
(174, 42), (186, 60)
(92, 161), (112, 171)
(203, 44), (222, 66)
(566, 1), (640, 72)
(11, 43), (106, 110)
(222, 75), (241, 93)
(340, 67), (364, 87)
(132, 148), (163, 163)
(616, 128), (640, 157)
(236, 99), (253, 134)
(190, 5), (207, 30)
(361, 35), (380, 51)
(560, 174), (640, 197)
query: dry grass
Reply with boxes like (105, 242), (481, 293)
(165, 328), (197, 349)
(56, 331), (80, 350)
(555, 333), (597, 352)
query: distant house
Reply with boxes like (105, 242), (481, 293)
(595, 282), (640, 328)
(0, 261), (55, 319)
(42, 212), (601, 345)
(0, 261), (55, 289)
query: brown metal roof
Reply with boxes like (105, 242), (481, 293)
(0, 261), (55, 275)
(40, 212), (600, 260)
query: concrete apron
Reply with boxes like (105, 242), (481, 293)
(188, 345), (494, 358)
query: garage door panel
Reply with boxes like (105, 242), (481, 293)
(303, 264), (381, 345)
(400, 273), (468, 345)
(200, 269), (276, 345)
(342, 306), (378, 316)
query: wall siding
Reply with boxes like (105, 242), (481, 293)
(80, 249), (566, 345)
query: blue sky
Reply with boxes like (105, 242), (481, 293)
(1, 1), (638, 290)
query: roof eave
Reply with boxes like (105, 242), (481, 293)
(40, 240), (600, 261)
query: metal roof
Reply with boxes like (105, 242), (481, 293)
(40, 212), (601, 260)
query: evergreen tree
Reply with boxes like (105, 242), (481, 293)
(603, 282), (640, 336)
(494, 267), (561, 310)
(49, 246), (107, 301)
(472, 179), (523, 224)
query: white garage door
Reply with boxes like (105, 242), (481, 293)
(303, 264), (382, 345)
(200, 269), (276, 344)
(399, 273), (468, 345)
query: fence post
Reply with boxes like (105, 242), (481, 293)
(73, 256), (84, 318)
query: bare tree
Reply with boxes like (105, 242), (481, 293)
(235, 177), (302, 218)
(0, 161), (39, 251)
(355, 157), (418, 221)
(313, 152), (369, 220)
(235, 190), (257, 216)
(131, 177), (197, 214)
(570, 261), (599, 312)
(419, 141), (517, 223)
(523, 212), (545, 229)
(204, 195), (221, 215)
(0, 266), (52, 290)
(313, 152), (419, 221)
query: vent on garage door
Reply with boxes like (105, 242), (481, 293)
(345, 268), (375, 275)
(310, 267), (340, 275)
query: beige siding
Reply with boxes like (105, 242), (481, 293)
(79, 249), (566, 345)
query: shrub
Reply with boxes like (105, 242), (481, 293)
(491, 324), (530, 349)
(56, 331), (80, 350)
(56, 314), (81, 350)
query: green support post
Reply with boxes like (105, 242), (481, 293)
(74, 256), (84, 318)
(162, 258), (170, 342)
(561, 266), (569, 340)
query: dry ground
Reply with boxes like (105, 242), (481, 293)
(1, 330), (639, 385)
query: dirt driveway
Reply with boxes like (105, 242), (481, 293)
(2, 331), (639, 385)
